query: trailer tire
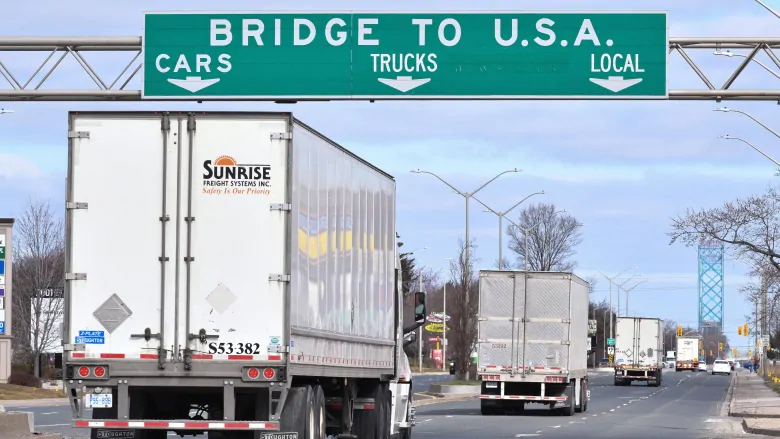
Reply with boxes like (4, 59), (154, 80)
(561, 381), (575, 416)
(576, 379), (588, 412)
(480, 400), (500, 416)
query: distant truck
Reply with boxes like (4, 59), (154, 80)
(676, 336), (701, 371)
(664, 350), (676, 369)
(614, 317), (664, 386)
(476, 271), (590, 416)
(63, 111), (422, 439)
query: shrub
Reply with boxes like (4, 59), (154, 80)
(8, 372), (42, 388)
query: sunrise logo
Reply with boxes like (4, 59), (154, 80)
(214, 155), (237, 166)
(202, 155), (272, 188)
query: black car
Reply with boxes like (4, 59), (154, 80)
(449, 357), (456, 375)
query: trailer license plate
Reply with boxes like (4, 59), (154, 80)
(86, 393), (113, 408)
(486, 382), (498, 388)
(261, 434), (298, 439)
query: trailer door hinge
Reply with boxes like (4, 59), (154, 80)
(269, 274), (291, 282)
(270, 132), (292, 140)
(64, 343), (86, 351)
(66, 273), (87, 281)
(66, 202), (88, 210)
(270, 203), (292, 211)
(268, 344), (290, 354)
(68, 131), (90, 139)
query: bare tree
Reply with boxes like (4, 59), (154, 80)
(669, 186), (780, 271)
(492, 256), (518, 270)
(12, 199), (64, 377)
(448, 237), (479, 380)
(506, 203), (584, 271)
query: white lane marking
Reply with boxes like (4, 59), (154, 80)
(41, 412), (57, 415)
(610, 409), (615, 412)
(515, 435), (541, 437)
(445, 415), (453, 418)
(550, 425), (561, 428)
(704, 419), (726, 423)
(592, 414), (598, 417)
(581, 417), (587, 420)
(423, 419), (433, 423)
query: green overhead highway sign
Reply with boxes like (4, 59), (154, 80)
(142, 11), (668, 100)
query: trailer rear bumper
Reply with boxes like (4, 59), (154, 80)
(73, 420), (280, 431)
(479, 395), (567, 402)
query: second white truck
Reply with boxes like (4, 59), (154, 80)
(477, 271), (590, 416)
(613, 317), (663, 386)
(676, 336), (701, 372)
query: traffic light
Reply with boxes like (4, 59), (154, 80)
(745, 324), (750, 336)
(719, 342), (723, 352)
(733, 347), (737, 355)
(739, 326), (743, 336)
(677, 326), (683, 337)
(710, 349), (713, 356)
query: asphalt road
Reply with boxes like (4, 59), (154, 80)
(412, 369), (761, 439)
(8, 369), (764, 439)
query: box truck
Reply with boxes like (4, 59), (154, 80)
(676, 336), (701, 371)
(476, 271), (590, 416)
(62, 111), (423, 439)
(613, 317), (663, 386)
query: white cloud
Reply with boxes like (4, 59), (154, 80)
(0, 153), (42, 179)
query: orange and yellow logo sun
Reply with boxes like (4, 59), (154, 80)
(214, 155), (237, 166)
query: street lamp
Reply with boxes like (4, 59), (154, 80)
(713, 50), (780, 81)
(0, 109), (13, 114)
(411, 168), (520, 378)
(713, 107), (780, 140)
(718, 135), (780, 167)
(622, 279), (648, 316)
(585, 265), (640, 342)
(616, 273), (642, 318)
(442, 257), (452, 371)
(409, 246), (428, 373)
(481, 190), (545, 269)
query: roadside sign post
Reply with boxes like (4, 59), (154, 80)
(143, 11), (668, 100)
(607, 338), (615, 346)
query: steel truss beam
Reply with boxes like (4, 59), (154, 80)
(0, 37), (779, 101)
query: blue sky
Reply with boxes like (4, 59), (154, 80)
(1, 0), (779, 348)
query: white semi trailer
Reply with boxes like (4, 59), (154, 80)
(62, 111), (422, 439)
(476, 271), (590, 416)
(613, 317), (664, 386)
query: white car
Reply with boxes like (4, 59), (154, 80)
(712, 360), (731, 375)
(698, 362), (708, 372)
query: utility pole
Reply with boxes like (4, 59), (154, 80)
(762, 268), (768, 378)
(418, 268), (424, 373)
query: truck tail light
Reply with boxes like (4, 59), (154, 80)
(74, 365), (109, 379)
(263, 368), (275, 379)
(545, 376), (565, 383)
(247, 368), (260, 379)
(78, 367), (90, 377)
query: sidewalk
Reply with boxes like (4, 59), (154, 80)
(729, 370), (780, 436)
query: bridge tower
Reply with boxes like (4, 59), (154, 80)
(698, 240), (725, 335)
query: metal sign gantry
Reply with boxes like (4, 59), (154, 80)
(0, 36), (778, 101)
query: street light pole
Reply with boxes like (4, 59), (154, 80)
(411, 168), (520, 379)
(717, 135), (780, 167)
(586, 266), (640, 342)
(616, 274), (641, 318)
(622, 280), (648, 316)
(408, 246), (428, 373)
(713, 51), (780, 81)
(443, 257), (452, 371)
(714, 108), (780, 140)
(481, 191), (545, 269)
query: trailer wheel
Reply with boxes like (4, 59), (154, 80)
(561, 381), (575, 416)
(576, 379), (587, 412)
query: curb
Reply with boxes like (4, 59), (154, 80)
(413, 395), (479, 407)
(726, 372), (737, 417)
(742, 419), (780, 437)
(0, 399), (69, 408)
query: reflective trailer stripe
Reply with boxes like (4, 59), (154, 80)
(71, 353), (283, 361)
(73, 420), (279, 430)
